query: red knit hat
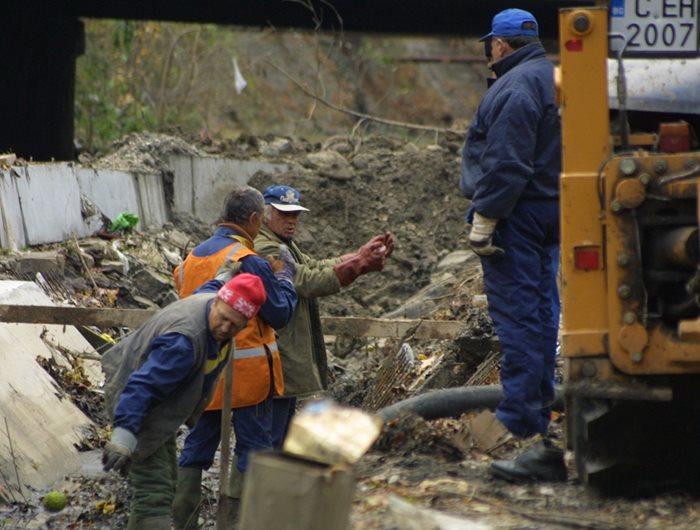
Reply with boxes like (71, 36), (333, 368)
(217, 273), (267, 319)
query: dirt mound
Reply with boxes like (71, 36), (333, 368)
(83, 130), (477, 321)
(243, 133), (471, 317)
(88, 131), (206, 173)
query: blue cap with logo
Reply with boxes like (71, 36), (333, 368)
(479, 9), (539, 42)
(263, 185), (310, 212)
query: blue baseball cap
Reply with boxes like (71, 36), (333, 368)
(479, 9), (539, 42)
(263, 185), (309, 212)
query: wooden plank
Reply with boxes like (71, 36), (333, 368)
(0, 304), (156, 329)
(0, 305), (463, 339)
(313, 316), (463, 339)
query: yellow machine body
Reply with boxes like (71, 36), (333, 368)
(558, 6), (700, 492)
(559, 7), (700, 377)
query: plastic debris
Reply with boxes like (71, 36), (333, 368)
(109, 212), (139, 233)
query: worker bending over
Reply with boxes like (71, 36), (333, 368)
(101, 274), (267, 530)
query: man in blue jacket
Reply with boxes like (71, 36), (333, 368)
(461, 8), (564, 482)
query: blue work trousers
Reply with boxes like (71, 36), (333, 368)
(481, 199), (559, 438)
(178, 397), (273, 473)
(271, 397), (297, 448)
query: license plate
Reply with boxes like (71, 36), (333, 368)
(609, 0), (699, 56)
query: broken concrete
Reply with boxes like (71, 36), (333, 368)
(130, 269), (178, 306)
(74, 167), (143, 231)
(0, 164), (166, 249)
(9, 251), (66, 280)
(0, 150), (287, 250)
(0, 281), (103, 501)
(169, 155), (288, 224)
(306, 150), (354, 181)
(386, 495), (493, 530)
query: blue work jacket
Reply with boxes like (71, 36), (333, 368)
(461, 42), (561, 219)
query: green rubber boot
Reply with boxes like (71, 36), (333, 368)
(126, 515), (171, 530)
(172, 466), (203, 530)
(227, 461), (245, 525)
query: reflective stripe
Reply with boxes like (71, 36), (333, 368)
(225, 243), (244, 260)
(215, 243), (244, 282)
(226, 234), (253, 248)
(205, 342), (231, 374)
(177, 264), (184, 292)
(234, 341), (278, 359)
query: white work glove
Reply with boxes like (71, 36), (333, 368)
(102, 426), (138, 476)
(468, 212), (504, 257)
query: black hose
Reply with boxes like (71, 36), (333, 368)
(377, 384), (564, 422)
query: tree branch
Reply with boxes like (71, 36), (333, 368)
(266, 60), (466, 136)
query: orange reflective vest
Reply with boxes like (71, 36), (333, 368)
(174, 240), (285, 409)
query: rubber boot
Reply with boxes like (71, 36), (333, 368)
(490, 439), (567, 483)
(226, 461), (245, 526)
(126, 515), (171, 530)
(172, 466), (203, 530)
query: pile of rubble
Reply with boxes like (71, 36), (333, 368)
(4, 131), (700, 530)
(0, 130), (502, 529)
(5, 130), (494, 390)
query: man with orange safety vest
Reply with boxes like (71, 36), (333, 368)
(171, 186), (297, 529)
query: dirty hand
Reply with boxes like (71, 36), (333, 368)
(274, 244), (297, 284)
(266, 255), (284, 274)
(468, 212), (504, 257)
(102, 427), (137, 476)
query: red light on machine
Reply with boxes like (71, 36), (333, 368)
(658, 122), (690, 153)
(574, 246), (600, 270)
(565, 39), (584, 52)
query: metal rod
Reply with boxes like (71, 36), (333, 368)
(216, 341), (235, 530)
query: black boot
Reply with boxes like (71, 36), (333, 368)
(490, 439), (567, 482)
